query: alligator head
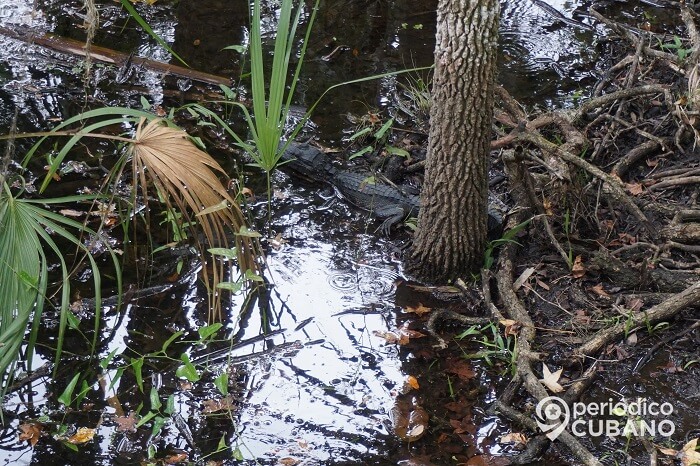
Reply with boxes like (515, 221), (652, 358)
(279, 141), (337, 180)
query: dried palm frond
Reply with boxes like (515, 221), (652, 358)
(130, 118), (260, 319)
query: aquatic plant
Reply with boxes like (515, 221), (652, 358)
(226, 0), (319, 223)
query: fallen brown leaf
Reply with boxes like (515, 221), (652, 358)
(618, 232), (637, 244)
(445, 358), (477, 381)
(405, 375), (420, 390)
(202, 396), (235, 414)
(405, 303), (432, 316)
(681, 438), (700, 466)
(499, 319), (521, 337)
(535, 279), (550, 290)
(462, 454), (512, 466)
(614, 345), (630, 360)
(66, 427), (96, 444)
(573, 310), (591, 325)
(542, 198), (554, 216)
(500, 432), (528, 445)
(164, 452), (188, 464)
(114, 412), (138, 432)
(513, 267), (535, 291)
(571, 255), (586, 279)
(278, 457), (300, 466)
(179, 380), (193, 390)
(625, 182), (644, 196)
(658, 359), (683, 374)
(539, 364), (564, 393)
(58, 209), (84, 217)
(373, 323), (426, 345)
(437, 432), (451, 443)
(625, 297), (644, 312)
(270, 233), (287, 251)
(657, 445), (678, 457)
(18, 423), (43, 447)
(589, 283), (610, 298)
(450, 416), (476, 435)
(391, 396), (429, 442)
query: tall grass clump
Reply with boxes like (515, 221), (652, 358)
(225, 0), (319, 221)
(184, 0), (436, 229)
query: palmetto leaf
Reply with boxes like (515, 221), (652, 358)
(0, 192), (41, 388)
(130, 118), (259, 318)
(19, 108), (260, 320)
(0, 185), (115, 393)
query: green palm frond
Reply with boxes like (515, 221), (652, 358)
(0, 190), (41, 385)
(0, 184), (117, 392)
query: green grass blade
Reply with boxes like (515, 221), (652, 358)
(249, 0), (267, 141)
(119, 0), (189, 67)
(267, 0), (294, 128)
(284, 0), (319, 123)
(22, 108), (154, 167)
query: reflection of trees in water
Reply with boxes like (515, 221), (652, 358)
(499, 0), (599, 105)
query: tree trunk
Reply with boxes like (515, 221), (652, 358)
(406, 0), (499, 283)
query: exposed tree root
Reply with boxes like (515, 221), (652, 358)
(491, 239), (603, 465)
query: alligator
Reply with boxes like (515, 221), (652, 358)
(280, 141), (504, 237)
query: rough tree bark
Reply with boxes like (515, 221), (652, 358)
(406, 0), (499, 282)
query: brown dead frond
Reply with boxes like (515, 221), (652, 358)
(130, 118), (259, 319)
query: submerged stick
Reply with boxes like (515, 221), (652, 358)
(0, 25), (230, 86)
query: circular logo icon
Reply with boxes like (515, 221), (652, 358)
(535, 396), (570, 440)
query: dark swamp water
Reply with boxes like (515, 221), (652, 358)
(0, 0), (696, 465)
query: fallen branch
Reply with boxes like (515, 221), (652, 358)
(573, 84), (672, 123)
(517, 130), (650, 226)
(612, 139), (663, 177)
(589, 8), (678, 63)
(0, 25), (230, 86)
(568, 279), (700, 364)
(649, 175), (700, 191)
